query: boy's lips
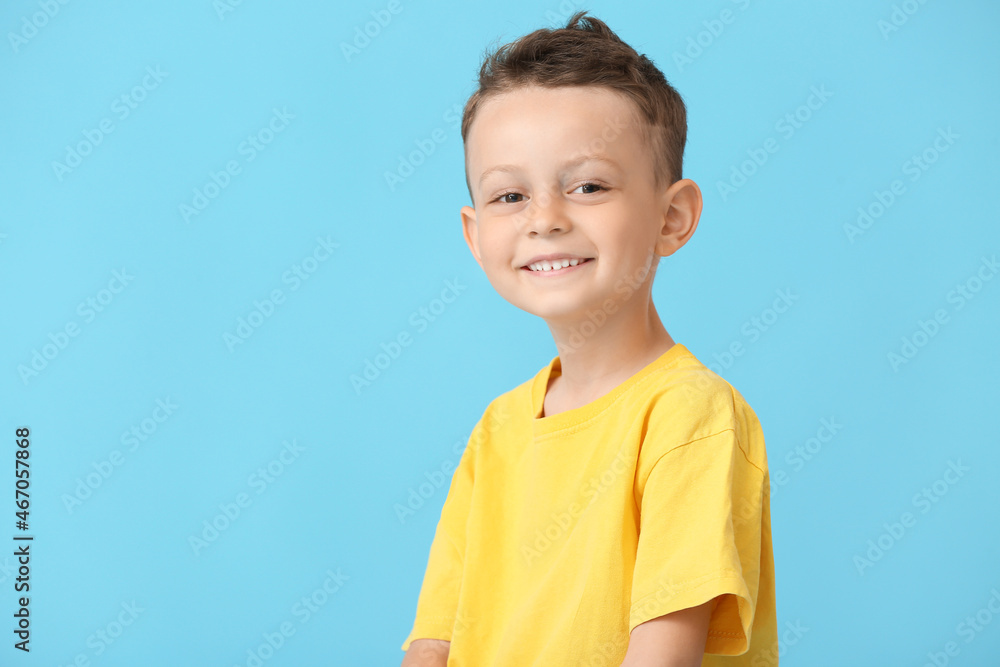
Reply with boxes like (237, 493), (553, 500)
(520, 252), (592, 267)
(520, 257), (594, 276)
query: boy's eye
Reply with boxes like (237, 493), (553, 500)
(573, 182), (605, 194)
(494, 192), (524, 204)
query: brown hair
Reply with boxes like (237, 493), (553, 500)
(461, 10), (687, 200)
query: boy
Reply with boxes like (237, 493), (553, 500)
(401, 11), (777, 667)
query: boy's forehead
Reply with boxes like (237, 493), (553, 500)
(467, 85), (644, 163)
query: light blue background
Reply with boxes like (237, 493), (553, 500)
(1, 0), (998, 665)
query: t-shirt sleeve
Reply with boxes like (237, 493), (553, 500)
(400, 426), (478, 652)
(628, 427), (766, 656)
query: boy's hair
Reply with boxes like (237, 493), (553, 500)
(461, 10), (687, 200)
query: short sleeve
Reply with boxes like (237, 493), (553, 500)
(629, 428), (766, 656)
(400, 426), (478, 652)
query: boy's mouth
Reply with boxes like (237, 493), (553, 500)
(521, 257), (594, 274)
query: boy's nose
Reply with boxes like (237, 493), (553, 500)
(521, 192), (570, 236)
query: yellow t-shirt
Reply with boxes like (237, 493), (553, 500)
(401, 343), (778, 666)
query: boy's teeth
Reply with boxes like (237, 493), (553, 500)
(529, 258), (583, 271)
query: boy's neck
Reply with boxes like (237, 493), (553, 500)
(544, 299), (676, 409)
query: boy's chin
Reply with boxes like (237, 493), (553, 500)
(512, 299), (598, 325)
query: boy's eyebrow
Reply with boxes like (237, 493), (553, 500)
(477, 154), (621, 188)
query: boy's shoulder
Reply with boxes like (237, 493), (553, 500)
(640, 348), (742, 425)
(637, 350), (767, 474)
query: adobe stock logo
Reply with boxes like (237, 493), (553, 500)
(853, 459), (969, 576)
(702, 288), (799, 377)
(521, 450), (630, 567)
(350, 278), (467, 394)
(749, 619), (810, 666)
(233, 567), (349, 667)
(179, 107), (294, 223)
(18, 269), (134, 385)
(844, 127), (958, 243)
(554, 252), (654, 357)
(223, 236), (339, 352)
(51, 66), (168, 182)
(384, 101), (462, 192)
(922, 587), (1000, 666)
(716, 85), (832, 202)
(886, 254), (996, 372)
(62, 398), (179, 514)
(671, 0), (753, 73)
(188, 439), (305, 556)
(766, 417), (843, 501)
(394, 405), (510, 524)
(213, 0), (247, 20)
(340, 0), (403, 62)
(877, 0), (932, 40)
(8, 0), (72, 54)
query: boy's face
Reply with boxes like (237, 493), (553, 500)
(460, 85), (698, 325)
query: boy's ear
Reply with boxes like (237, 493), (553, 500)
(460, 205), (483, 269)
(656, 178), (703, 258)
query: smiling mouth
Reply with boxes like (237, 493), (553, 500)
(521, 258), (594, 273)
